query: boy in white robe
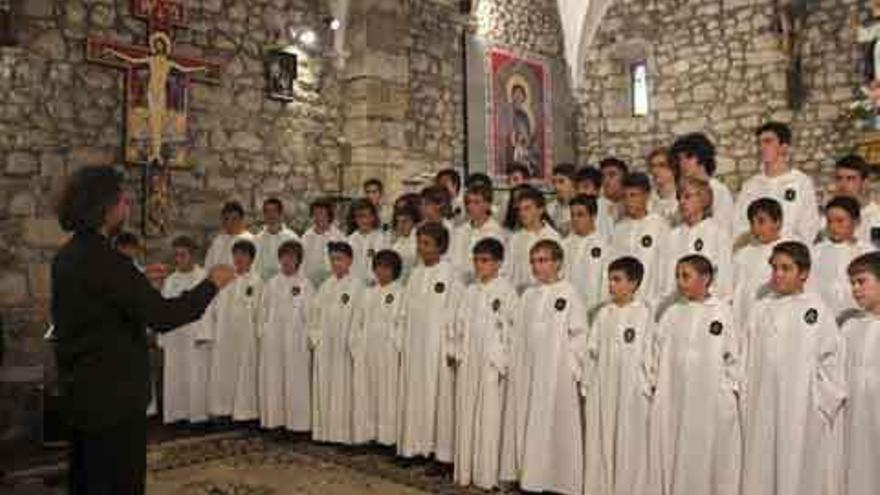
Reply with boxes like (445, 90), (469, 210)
(350, 250), (404, 445)
(809, 196), (873, 318)
(159, 236), (209, 423)
(547, 164), (578, 236)
(563, 194), (614, 313)
(649, 254), (741, 495)
(599, 158), (628, 233)
(397, 222), (464, 462)
(390, 203), (419, 281)
(841, 252), (880, 495)
(741, 241), (846, 495)
(364, 178), (393, 229)
(504, 186), (561, 293)
(309, 241), (365, 444)
(670, 132), (735, 234)
(452, 238), (517, 490)
(583, 256), (652, 495)
(647, 148), (679, 224)
(503, 239), (587, 495)
(347, 199), (389, 284)
(198, 240), (263, 421)
(258, 240), (313, 431)
(732, 198), (784, 326)
(437, 168), (466, 225)
(204, 201), (256, 269)
(451, 184), (507, 284)
(611, 172), (670, 302)
(252, 198), (300, 281)
(832, 154), (880, 247)
(301, 198), (345, 289)
(658, 177), (733, 300)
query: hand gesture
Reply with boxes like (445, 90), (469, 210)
(208, 265), (235, 289)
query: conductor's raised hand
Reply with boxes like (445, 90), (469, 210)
(208, 264), (236, 289)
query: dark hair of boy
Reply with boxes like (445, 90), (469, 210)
(835, 154), (870, 180)
(171, 235), (199, 253)
(372, 249), (403, 281)
(222, 200), (245, 218)
(436, 168), (462, 193)
(599, 157), (629, 175)
(232, 239), (257, 259)
(608, 256), (645, 288)
(622, 171), (652, 193)
(465, 172), (493, 190)
(363, 178), (384, 193)
(310, 198), (336, 221)
(417, 221), (451, 255)
(421, 184), (452, 212)
(755, 121), (792, 145)
(507, 163), (532, 179)
(113, 231), (140, 250)
(569, 193), (598, 217)
(552, 163), (577, 179)
(392, 201), (422, 230)
(277, 240), (304, 266)
(825, 195), (862, 222)
(327, 241), (354, 258)
(677, 254), (715, 286)
(772, 241), (811, 272)
(466, 183), (494, 204)
(670, 132), (717, 176)
(574, 166), (604, 190)
(847, 251), (880, 279)
(394, 192), (422, 212)
(472, 237), (505, 261)
(516, 185), (557, 231)
(747, 197), (783, 223)
(530, 238), (565, 263)
(346, 198), (379, 234)
(263, 197), (283, 212)
(503, 184), (531, 231)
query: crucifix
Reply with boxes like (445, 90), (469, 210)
(86, 0), (223, 237)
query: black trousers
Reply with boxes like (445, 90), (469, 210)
(68, 416), (147, 495)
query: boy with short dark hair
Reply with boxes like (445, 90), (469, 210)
(205, 200), (256, 269)
(670, 132), (735, 233)
(254, 197), (300, 281)
(563, 194), (614, 311)
(363, 178), (391, 228)
(451, 184), (506, 283)
(647, 148), (679, 224)
(436, 168), (465, 224)
(733, 197), (785, 325)
(301, 198), (344, 288)
(599, 157), (628, 225)
(575, 165), (615, 237)
(833, 154), (880, 246)
(548, 163), (578, 235)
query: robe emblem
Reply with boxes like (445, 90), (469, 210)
(641, 235), (653, 248)
(492, 298), (501, 312)
(555, 298), (567, 311)
(709, 320), (723, 336)
(385, 293), (395, 305)
(623, 327), (636, 343)
(291, 286), (301, 297)
(246, 286), (254, 297)
(591, 247), (602, 258)
(694, 238), (704, 252)
(804, 308), (818, 325)
(785, 188), (796, 202)
(434, 282), (446, 294)
(341, 293), (350, 305)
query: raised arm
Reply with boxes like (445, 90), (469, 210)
(104, 47), (149, 65)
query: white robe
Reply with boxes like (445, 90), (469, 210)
(649, 191), (678, 225)
(199, 271), (263, 420)
(258, 272), (313, 431)
(709, 177), (735, 235)
(658, 217), (733, 300)
(158, 267), (209, 423)
(349, 229), (389, 284)
(391, 232), (418, 281)
(300, 225), (345, 289)
(741, 292), (846, 495)
(596, 196), (620, 239)
(732, 240), (779, 327)
(252, 225), (300, 281)
(450, 218), (507, 284)
(504, 224), (561, 293)
(563, 232), (614, 314)
(583, 299), (653, 495)
(856, 201), (880, 247)
(504, 280), (587, 495)
(733, 168), (821, 244)
(809, 239), (872, 318)
(841, 312), (880, 495)
(350, 280), (404, 445)
(611, 213), (670, 301)
(309, 273), (365, 443)
(452, 277), (517, 490)
(204, 231), (257, 269)
(548, 198), (572, 236)
(396, 260), (464, 461)
(649, 297), (742, 495)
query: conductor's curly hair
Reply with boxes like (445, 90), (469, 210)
(56, 166), (123, 233)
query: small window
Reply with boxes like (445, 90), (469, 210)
(631, 61), (649, 117)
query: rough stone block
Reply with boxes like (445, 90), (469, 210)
(22, 218), (68, 249)
(5, 152), (38, 176)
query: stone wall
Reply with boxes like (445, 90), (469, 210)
(576, 0), (865, 194)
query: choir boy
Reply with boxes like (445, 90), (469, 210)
(436, 168), (465, 225)
(670, 132), (735, 234)
(347, 198), (388, 284)
(732, 198), (784, 326)
(832, 154), (880, 247)
(204, 200), (256, 268)
(301, 198), (344, 288)
(598, 157), (628, 227)
(574, 165), (614, 238)
(364, 178), (392, 229)
(495, 163), (531, 224)
(390, 202), (420, 280)
(451, 184), (507, 283)
(547, 163), (578, 235)
(253, 198), (299, 281)
(647, 148), (679, 224)
(563, 194), (614, 312)
(505, 186), (561, 293)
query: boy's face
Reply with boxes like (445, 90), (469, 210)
(374, 263), (395, 286)
(279, 252), (299, 276)
(365, 184), (383, 206)
(758, 131), (787, 167)
(417, 234), (441, 264)
(575, 179), (599, 196)
(222, 212), (244, 234)
(354, 208), (376, 232)
(465, 193), (491, 222)
(421, 200), (443, 222)
(622, 187), (649, 218)
(608, 270), (637, 303)
(826, 206), (857, 243)
(173, 247), (194, 271)
(473, 253), (501, 282)
(678, 187), (706, 223)
(650, 160), (675, 188)
(263, 203), (282, 229)
(750, 211), (781, 243)
(517, 198), (542, 229)
(313, 207), (332, 230)
(330, 252), (352, 277)
(395, 214), (415, 236)
(677, 153), (704, 179)
(530, 247), (560, 284)
(437, 175), (458, 196)
(552, 175), (575, 201)
(232, 251), (253, 275)
(602, 167), (624, 199)
(834, 168), (865, 198)
(850, 270), (880, 313)
(770, 252), (807, 295)
(569, 204), (595, 236)
(676, 263), (710, 301)
(509, 171), (527, 187)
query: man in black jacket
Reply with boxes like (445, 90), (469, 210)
(51, 166), (235, 494)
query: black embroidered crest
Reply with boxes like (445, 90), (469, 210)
(555, 298), (567, 311)
(246, 286), (254, 297)
(694, 238), (704, 252)
(641, 235), (653, 248)
(591, 247), (602, 258)
(624, 327), (636, 343)
(709, 320), (723, 336)
(385, 293), (395, 305)
(341, 293), (350, 305)
(367, 248), (376, 258)
(784, 188), (796, 202)
(291, 286), (301, 297)
(804, 308), (818, 325)
(492, 298), (501, 312)
(434, 282), (446, 294)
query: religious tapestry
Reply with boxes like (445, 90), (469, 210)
(487, 48), (553, 181)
